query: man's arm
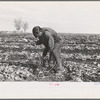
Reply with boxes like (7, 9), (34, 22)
(36, 40), (42, 45)
(45, 32), (54, 52)
(32, 40), (42, 46)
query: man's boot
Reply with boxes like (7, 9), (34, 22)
(56, 66), (65, 75)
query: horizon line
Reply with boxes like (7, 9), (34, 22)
(0, 30), (100, 34)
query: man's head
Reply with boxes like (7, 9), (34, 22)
(32, 26), (43, 38)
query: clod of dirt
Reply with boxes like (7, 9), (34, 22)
(71, 76), (83, 82)
(4, 66), (14, 74)
(0, 74), (4, 81)
(14, 75), (23, 81)
(38, 71), (44, 78)
(55, 74), (65, 81)
(0, 66), (5, 72)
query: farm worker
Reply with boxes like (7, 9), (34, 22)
(32, 26), (64, 73)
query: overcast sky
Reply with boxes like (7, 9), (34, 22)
(0, 1), (100, 33)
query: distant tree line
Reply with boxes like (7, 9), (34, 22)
(14, 18), (29, 33)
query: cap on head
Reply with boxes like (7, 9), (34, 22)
(32, 26), (41, 38)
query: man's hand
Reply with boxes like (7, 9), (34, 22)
(42, 55), (49, 61)
(31, 42), (36, 46)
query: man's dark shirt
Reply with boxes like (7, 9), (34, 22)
(36, 27), (63, 52)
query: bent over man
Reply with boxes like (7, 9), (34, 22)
(32, 26), (64, 73)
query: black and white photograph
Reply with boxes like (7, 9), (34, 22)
(0, 1), (100, 83)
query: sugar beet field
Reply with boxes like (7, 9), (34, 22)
(0, 32), (100, 82)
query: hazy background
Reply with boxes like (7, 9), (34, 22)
(0, 1), (100, 33)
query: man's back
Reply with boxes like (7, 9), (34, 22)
(42, 27), (62, 43)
